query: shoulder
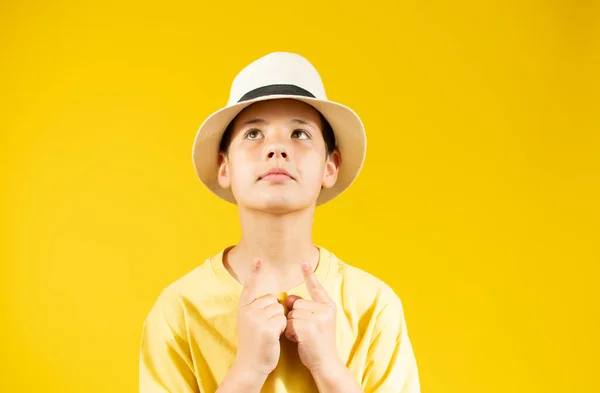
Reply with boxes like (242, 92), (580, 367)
(327, 249), (405, 317)
(142, 255), (216, 332)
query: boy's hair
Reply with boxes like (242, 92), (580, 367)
(218, 111), (337, 157)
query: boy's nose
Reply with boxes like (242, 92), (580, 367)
(266, 144), (288, 160)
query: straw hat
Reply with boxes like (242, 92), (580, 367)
(191, 51), (366, 205)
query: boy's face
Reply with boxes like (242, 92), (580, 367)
(217, 99), (341, 213)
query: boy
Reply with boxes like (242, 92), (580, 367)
(139, 52), (420, 393)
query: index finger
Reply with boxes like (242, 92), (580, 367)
(239, 258), (262, 306)
(301, 261), (331, 303)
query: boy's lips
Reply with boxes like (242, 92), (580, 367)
(258, 168), (295, 181)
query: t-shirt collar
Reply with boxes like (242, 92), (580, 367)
(209, 245), (332, 302)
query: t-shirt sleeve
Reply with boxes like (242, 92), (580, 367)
(361, 289), (421, 393)
(139, 291), (199, 393)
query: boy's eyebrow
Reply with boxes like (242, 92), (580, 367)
(290, 118), (319, 131)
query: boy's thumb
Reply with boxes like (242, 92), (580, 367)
(285, 294), (302, 310)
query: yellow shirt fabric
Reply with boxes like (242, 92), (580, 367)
(139, 246), (420, 392)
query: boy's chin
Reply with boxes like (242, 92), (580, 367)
(238, 193), (315, 214)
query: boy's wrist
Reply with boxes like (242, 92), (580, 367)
(227, 362), (270, 388)
(309, 358), (347, 382)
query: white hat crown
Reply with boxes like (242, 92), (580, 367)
(227, 52), (328, 105)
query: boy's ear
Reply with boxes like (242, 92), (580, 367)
(322, 149), (341, 189)
(217, 152), (231, 189)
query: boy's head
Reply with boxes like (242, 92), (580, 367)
(216, 98), (341, 213)
(191, 52), (366, 207)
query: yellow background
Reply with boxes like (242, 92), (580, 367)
(1, 1), (599, 392)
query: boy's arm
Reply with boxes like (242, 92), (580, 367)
(139, 292), (270, 393)
(288, 266), (419, 392)
(306, 288), (420, 393)
(309, 308), (419, 393)
(140, 319), (271, 393)
(214, 363), (269, 393)
(310, 362), (366, 393)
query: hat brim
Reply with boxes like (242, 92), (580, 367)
(191, 94), (366, 206)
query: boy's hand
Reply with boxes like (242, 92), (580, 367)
(284, 262), (344, 376)
(234, 258), (287, 379)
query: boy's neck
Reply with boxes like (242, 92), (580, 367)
(226, 206), (320, 290)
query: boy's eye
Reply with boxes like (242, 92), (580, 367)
(291, 129), (310, 140)
(245, 129), (263, 140)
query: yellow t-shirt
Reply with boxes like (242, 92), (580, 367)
(139, 246), (420, 392)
